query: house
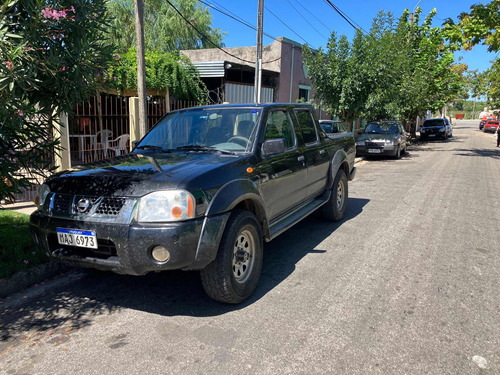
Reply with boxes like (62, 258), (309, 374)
(181, 37), (328, 119)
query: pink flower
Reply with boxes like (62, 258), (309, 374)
(17, 109), (24, 116)
(42, 7), (52, 18)
(70, 6), (75, 12)
(5, 60), (13, 69)
(52, 10), (60, 20)
(24, 260), (29, 264)
(59, 10), (67, 18)
(113, 76), (117, 81)
(114, 54), (121, 60)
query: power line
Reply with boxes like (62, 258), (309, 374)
(199, 1), (299, 64)
(324, 0), (368, 34)
(166, 0), (256, 64)
(292, 0), (332, 33)
(265, 5), (313, 47)
(286, 0), (329, 42)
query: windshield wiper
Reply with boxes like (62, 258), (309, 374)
(135, 145), (171, 153)
(176, 145), (235, 155)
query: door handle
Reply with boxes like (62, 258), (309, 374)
(297, 155), (305, 162)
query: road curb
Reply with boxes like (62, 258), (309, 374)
(0, 261), (69, 298)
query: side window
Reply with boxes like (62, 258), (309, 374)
(264, 110), (296, 150)
(294, 109), (318, 144)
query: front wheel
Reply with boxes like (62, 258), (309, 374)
(200, 209), (263, 304)
(322, 169), (348, 222)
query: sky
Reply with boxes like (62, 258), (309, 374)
(205, 0), (498, 73)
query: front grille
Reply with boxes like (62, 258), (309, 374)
(96, 197), (126, 215)
(48, 234), (117, 259)
(365, 141), (383, 148)
(53, 194), (73, 213)
(50, 194), (126, 216)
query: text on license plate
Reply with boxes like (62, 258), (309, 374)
(368, 149), (381, 153)
(56, 228), (97, 249)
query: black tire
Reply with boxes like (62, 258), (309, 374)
(200, 209), (263, 304)
(321, 169), (348, 222)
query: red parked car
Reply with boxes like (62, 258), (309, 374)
(484, 120), (500, 133)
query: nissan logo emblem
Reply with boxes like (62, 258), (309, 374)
(76, 198), (91, 213)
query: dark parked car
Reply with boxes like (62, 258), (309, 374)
(483, 120), (499, 133)
(319, 120), (347, 134)
(31, 103), (356, 303)
(420, 118), (453, 140)
(355, 120), (408, 159)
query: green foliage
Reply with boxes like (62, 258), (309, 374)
(0, 210), (47, 279)
(0, 0), (114, 201)
(444, 0), (500, 52)
(303, 8), (465, 136)
(105, 49), (208, 102)
(106, 0), (225, 53)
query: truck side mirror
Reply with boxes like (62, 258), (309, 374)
(262, 138), (286, 157)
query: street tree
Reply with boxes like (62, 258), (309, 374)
(0, 0), (114, 201)
(303, 30), (372, 129)
(106, 0), (225, 53)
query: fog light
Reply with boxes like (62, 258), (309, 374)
(152, 246), (170, 262)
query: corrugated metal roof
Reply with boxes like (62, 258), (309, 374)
(191, 61), (226, 78)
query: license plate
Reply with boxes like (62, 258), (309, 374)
(57, 228), (97, 249)
(368, 149), (381, 153)
(429, 134), (436, 137)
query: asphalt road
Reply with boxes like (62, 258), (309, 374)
(1, 120), (499, 375)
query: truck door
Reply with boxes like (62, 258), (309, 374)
(257, 109), (307, 220)
(293, 108), (330, 200)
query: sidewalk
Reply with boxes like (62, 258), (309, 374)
(0, 201), (37, 215)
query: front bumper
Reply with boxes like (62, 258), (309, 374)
(30, 211), (230, 275)
(484, 126), (498, 133)
(356, 144), (398, 157)
(420, 131), (446, 139)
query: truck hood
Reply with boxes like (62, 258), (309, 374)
(46, 151), (245, 197)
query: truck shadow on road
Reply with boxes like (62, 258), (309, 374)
(0, 198), (369, 346)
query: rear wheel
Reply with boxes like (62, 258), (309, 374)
(322, 169), (348, 222)
(200, 209), (263, 304)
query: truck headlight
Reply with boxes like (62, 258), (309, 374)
(356, 141), (365, 146)
(137, 190), (195, 222)
(36, 184), (51, 208)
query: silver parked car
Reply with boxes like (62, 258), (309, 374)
(356, 120), (408, 159)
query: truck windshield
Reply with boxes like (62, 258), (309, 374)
(137, 108), (261, 153)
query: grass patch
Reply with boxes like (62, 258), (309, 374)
(0, 210), (48, 279)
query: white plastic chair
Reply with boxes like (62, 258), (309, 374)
(92, 129), (113, 158)
(108, 134), (130, 156)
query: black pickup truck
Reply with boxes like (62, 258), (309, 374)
(30, 103), (356, 303)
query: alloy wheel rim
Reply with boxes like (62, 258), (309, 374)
(232, 229), (255, 283)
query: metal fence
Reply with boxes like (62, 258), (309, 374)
(68, 94), (201, 165)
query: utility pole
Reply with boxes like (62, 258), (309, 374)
(254, 0), (264, 104)
(134, 0), (147, 137)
